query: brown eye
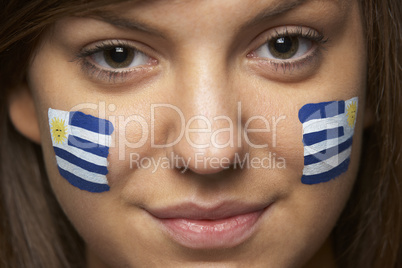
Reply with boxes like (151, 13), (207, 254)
(268, 36), (299, 59)
(104, 47), (135, 68)
(88, 43), (150, 70)
(254, 32), (314, 61)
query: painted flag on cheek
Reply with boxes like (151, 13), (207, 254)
(298, 97), (358, 184)
(48, 108), (114, 193)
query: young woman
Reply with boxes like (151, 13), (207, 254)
(0, 0), (401, 267)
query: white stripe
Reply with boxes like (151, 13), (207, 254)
(56, 156), (108, 184)
(48, 108), (69, 123)
(303, 147), (351, 175)
(304, 132), (353, 156)
(70, 125), (112, 147)
(302, 113), (346, 135)
(53, 142), (107, 167)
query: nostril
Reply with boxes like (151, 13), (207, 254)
(176, 166), (188, 173)
(170, 149), (249, 175)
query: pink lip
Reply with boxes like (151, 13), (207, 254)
(146, 202), (272, 249)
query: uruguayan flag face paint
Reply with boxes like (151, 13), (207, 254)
(298, 97), (358, 184)
(48, 108), (114, 193)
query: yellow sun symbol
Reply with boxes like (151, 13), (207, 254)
(51, 117), (68, 144)
(346, 101), (357, 128)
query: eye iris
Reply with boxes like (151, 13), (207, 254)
(269, 36), (299, 59)
(104, 47), (134, 68)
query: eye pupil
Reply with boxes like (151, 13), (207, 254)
(274, 37), (292, 53)
(104, 46), (135, 68)
(269, 36), (299, 59)
(109, 47), (128, 63)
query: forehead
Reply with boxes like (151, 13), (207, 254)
(82, 0), (351, 19)
(76, 0), (353, 38)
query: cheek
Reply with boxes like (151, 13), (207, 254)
(236, 85), (306, 179)
(105, 103), (160, 187)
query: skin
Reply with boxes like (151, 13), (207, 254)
(11, 0), (368, 267)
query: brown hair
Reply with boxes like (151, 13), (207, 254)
(333, 0), (402, 267)
(0, 0), (401, 267)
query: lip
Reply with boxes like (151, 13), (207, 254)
(146, 201), (272, 249)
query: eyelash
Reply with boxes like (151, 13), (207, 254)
(75, 40), (153, 83)
(249, 26), (329, 72)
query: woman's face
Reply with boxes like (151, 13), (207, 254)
(27, 0), (366, 266)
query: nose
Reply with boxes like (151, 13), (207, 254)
(165, 49), (249, 175)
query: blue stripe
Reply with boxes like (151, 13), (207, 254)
(304, 136), (353, 165)
(299, 100), (345, 123)
(69, 111), (114, 135)
(53, 147), (108, 175)
(301, 157), (350, 184)
(303, 127), (344, 146)
(68, 135), (109, 158)
(58, 167), (110, 193)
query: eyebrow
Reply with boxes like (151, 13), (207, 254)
(82, 0), (309, 38)
(83, 10), (167, 39)
(242, 0), (309, 29)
